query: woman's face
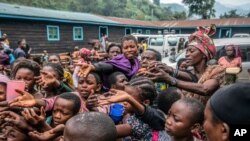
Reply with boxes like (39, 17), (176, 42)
(122, 40), (138, 60)
(203, 102), (228, 141)
(49, 56), (60, 64)
(108, 46), (121, 59)
(185, 46), (204, 66)
(225, 46), (235, 57)
(77, 74), (100, 100)
(15, 68), (35, 92)
(165, 101), (194, 137)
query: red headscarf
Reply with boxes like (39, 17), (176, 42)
(188, 24), (216, 60)
(80, 48), (91, 56)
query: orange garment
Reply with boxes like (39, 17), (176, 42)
(218, 56), (242, 68)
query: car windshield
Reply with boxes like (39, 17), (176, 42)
(149, 37), (163, 46)
(167, 36), (178, 46)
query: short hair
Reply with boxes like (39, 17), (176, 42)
(129, 76), (157, 105)
(64, 112), (117, 141)
(43, 63), (64, 80)
(107, 43), (121, 53)
(121, 35), (138, 48)
(146, 48), (162, 61)
(11, 59), (41, 79)
(157, 87), (181, 114)
(56, 92), (81, 115)
(177, 98), (205, 124)
(108, 72), (125, 86)
(48, 55), (61, 62)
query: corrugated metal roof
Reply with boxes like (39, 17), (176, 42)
(0, 2), (118, 24)
(104, 16), (160, 28)
(153, 18), (250, 28)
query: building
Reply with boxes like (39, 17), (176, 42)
(0, 3), (161, 53)
(0, 2), (250, 53)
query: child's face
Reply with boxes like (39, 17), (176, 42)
(49, 56), (60, 64)
(77, 74), (100, 100)
(68, 65), (75, 74)
(0, 83), (6, 101)
(52, 98), (74, 127)
(15, 68), (35, 92)
(0, 65), (4, 70)
(112, 74), (128, 90)
(165, 101), (194, 137)
(42, 66), (60, 80)
(123, 86), (142, 114)
(5, 126), (28, 141)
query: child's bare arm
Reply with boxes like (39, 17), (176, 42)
(116, 124), (132, 138)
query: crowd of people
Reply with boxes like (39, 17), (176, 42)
(0, 24), (249, 141)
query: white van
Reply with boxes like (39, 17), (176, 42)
(148, 34), (190, 57)
(162, 38), (250, 81)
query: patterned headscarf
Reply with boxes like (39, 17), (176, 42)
(80, 48), (91, 56)
(188, 24), (216, 60)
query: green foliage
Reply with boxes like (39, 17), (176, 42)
(182, 0), (216, 19)
(0, 0), (187, 21)
(220, 9), (244, 18)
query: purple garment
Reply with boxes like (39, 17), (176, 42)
(105, 54), (140, 79)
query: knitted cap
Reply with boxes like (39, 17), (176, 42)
(210, 83), (250, 125)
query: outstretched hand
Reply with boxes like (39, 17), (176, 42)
(35, 71), (60, 89)
(8, 89), (36, 108)
(21, 107), (46, 126)
(28, 124), (65, 141)
(0, 111), (34, 131)
(98, 89), (130, 106)
(76, 63), (94, 78)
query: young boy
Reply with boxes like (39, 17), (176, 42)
(61, 112), (117, 141)
(108, 71), (128, 90)
(46, 92), (81, 128)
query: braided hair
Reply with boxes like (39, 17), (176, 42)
(43, 63), (64, 81)
(129, 76), (157, 105)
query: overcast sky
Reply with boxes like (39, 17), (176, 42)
(160, 0), (250, 6)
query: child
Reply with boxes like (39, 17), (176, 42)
(166, 98), (204, 141)
(46, 92), (81, 128)
(99, 77), (170, 141)
(61, 112), (117, 141)
(157, 87), (182, 114)
(11, 59), (41, 98)
(108, 71), (128, 90)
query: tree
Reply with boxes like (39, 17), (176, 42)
(153, 0), (160, 6)
(182, 0), (216, 19)
(220, 10), (243, 18)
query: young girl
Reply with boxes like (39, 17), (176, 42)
(11, 59), (42, 98)
(99, 77), (170, 141)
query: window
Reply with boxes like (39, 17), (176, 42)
(47, 26), (60, 41)
(99, 26), (108, 39)
(125, 28), (132, 35)
(219, 28), (231, 38)
(146, 30), (151, 34)
(73, 27), (83, 40)
(137, 29), (142, 34)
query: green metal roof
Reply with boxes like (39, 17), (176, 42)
(0, 2), (118, 24)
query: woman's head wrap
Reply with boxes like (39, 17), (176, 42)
(188, 24), (216, 60)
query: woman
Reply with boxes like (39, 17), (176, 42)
(106, 43), (121, 59)
(78, 35), (140, 81)
(218, 44), (242, 84)
(203, 83), (250, 141)
(148, 24), (225, 104)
